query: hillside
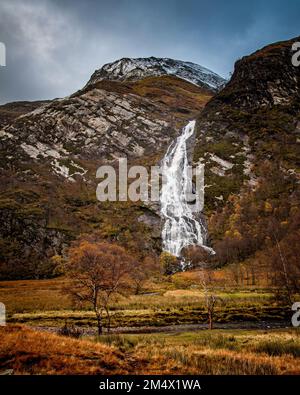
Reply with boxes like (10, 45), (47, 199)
(1, 39), (300, 283)
(0, 100), (49, 128)
(0, 325), (127, 374)
(1, 324), (300, 375)
(0, 67), (214, 279)
(193, 37), (300, 280)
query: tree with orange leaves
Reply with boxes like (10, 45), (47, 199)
(65, 239), (136, 335)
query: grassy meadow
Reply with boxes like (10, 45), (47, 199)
(0, 267), (299, 375)
(0, 273), (290, 329)
(1, 325), (300, 374)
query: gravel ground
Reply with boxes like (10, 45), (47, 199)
(31, 320), (292, 336)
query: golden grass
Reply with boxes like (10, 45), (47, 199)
(173, 265), (274, 288)
(98, 329), (300, 375)
(1, 326), (299, 375)
(0, 278), (72, 313)
(0, 276), (283, 330)
(0, 325), (127, 375)
(130, 75), (212, 118)
(0, 276), (273, 316)
(140, 346), (296, 374)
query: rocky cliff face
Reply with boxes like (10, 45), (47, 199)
(194, 36), (300, 211)
(1, 83), (174, 174)
(212, 40), (300, 109)
(0, 75), (214, 177)
(0, 59), (215, 278)
(192, 36), (300, 270)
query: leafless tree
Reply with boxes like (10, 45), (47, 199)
(198, 270), (223, 330)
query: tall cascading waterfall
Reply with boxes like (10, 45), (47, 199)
(160, 120), (211, 257)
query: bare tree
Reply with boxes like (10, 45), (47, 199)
(264, 230), (300, 304)
(64, 239), (136, 335)
(272, 231), (293, 304)
(198, 270), (222, 330)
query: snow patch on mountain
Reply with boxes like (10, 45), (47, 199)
(87, 57), (226, 92)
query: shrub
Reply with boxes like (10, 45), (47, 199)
(58, 322), (83, 339)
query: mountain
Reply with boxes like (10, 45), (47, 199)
(192, 36), (300, 270)
(0, 61), (214, 279)
(194, 36), (300, 211)
(86, 57), (226, 92)
(0, 76), (212, 175)
(0, 41), (299, 280)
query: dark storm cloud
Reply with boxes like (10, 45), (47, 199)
(0, 0), (299, 104)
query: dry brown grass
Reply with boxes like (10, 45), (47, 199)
(0, 278), (72, 313)
(116, 329), (300, 375)
(136, 345), (299, 375)
(173, 263), (273, 289)
(0, 325), (127, 374)
(0, 274), (272, 316)
(130, 75), (212, 120)
(1, 326), (299, 375)
(0, 276), (278, 329)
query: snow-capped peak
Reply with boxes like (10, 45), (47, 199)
(87, 57), (226, 92)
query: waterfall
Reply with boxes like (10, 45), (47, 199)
(160, 120), (211, 257)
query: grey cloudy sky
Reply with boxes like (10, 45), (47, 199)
(0, 0), (299, 104)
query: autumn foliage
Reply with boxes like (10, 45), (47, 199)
(209, 161), (300, 299)
(65, 239), (136, 334)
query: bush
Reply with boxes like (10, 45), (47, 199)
(58, 322), (83, 339)
(96, 334), (138, 352)
(254, 340), (300, 357)
(159, 251), (179, 274)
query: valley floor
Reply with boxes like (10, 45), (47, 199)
(0, 276), (292, 329)
(0, 276), (299, 375)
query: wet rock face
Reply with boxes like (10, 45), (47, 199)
(0, 204), (71, 279)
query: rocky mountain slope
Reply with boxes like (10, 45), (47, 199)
(192, 36), (300, 273)
(0, 100), (49, 128)
(0, 76), (212, 179)
(87, 57), (226, 92)
(0, 61), (215, 279)
(1, 41), (300, 280)
(194, 36), (300, 211)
